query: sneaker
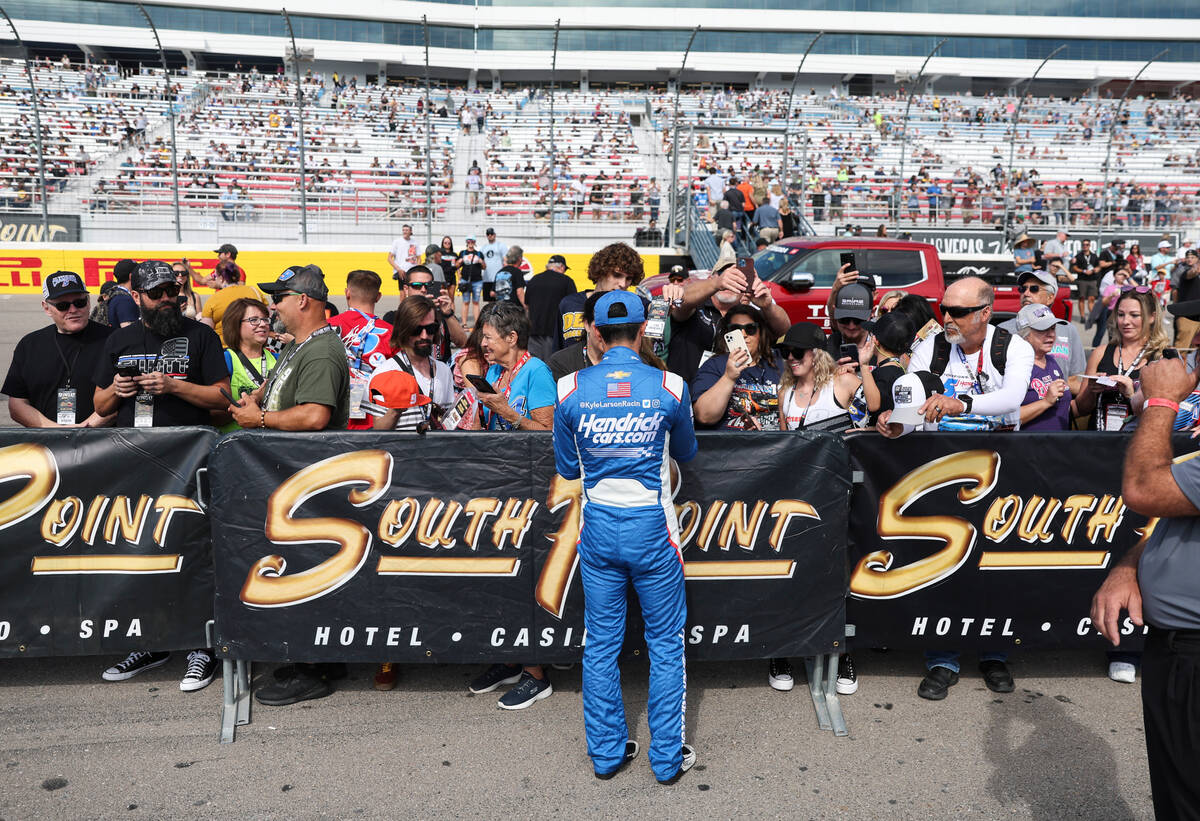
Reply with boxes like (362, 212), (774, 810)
(836, 654), (858, 695)
(374, 662), (397, 691)
(657, 744), (697, 785)
(180, 649), (217, 692)
(468, 663), (522, 694)
(272, 662), (347, 682)
(979, 660), (1015, 694)
(550, 663), (575, 671)
(1108, 661), (1137, 683)
(917, 666), (959, 700)
(595, 740), (639, 780)
(102, 650), (171, 682)
(255, 670), (333, 706)
(497, 671), (553, 710)
(767, 657), (794, 691)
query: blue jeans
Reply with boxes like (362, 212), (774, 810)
(925, 650), (1007, 674)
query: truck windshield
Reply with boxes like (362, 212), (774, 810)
(754, 246), (845, 287)
(752, 245), (803, 281)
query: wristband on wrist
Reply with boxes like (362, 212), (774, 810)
(260, 409), (267, 428)
(1145, 397), (1180, 412)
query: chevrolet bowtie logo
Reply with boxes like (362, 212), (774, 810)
(605, 370), (632, 378)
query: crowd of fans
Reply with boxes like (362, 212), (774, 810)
(11, 220), (1200, 706)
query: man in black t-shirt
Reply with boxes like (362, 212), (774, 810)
(94, 260), (229, 429)
(90, 260), (229, 693)
(1097, 238), (1126, 283)
(3, 271), (113, 427)
(493, 246), (527, 306)
(723, 180), (746, 233)
(1071, 238), (1101, 318)
(525, 254), (576, 360)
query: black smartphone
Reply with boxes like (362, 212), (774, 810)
(115, 365), (141, 379)
(839, 343), (858, 363)
(466, 374), (497, 395)
(219, 386), (239, 405)
(840, 252), (856, 271)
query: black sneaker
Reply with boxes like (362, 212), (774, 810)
(836, 654), (858, 695)
(255, 670), (333, 706)
(768, 657), (794, 692)
(595, 740), (639, 780)
(102, 651), (171, 682)
(468, 663), (522, 694)
(180, 649), (218, 692)
(657, 744), (697, 785)
(917, 666), (959, 700)
(979, 660), (1015, 693)
(497, 671), (553, 710)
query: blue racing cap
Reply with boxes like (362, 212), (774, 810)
(594, 290), (646, 327)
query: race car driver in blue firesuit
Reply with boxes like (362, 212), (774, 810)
(553, 290), (699, 784)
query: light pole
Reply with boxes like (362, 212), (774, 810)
(549, 20), (560, 244)
(893, 37), (946, 227)
(667, 25), (699, 246)
(281, 9), (308, 243)
(0, 6), (47, 234)
(1002, 44), (1067, 236)
(136, 3), (182, 243)
(781, 32), (823, 190)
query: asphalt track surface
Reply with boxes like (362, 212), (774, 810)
(0, 294), (1153, 820)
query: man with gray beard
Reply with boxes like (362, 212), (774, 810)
(91, 259), (228, 691)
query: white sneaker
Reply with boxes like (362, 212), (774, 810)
(836, 654), (859, 695)
(180, 649), (218, 692)
(1108, 661), (1137, 683)
(767, 657), (794, 691)
(658, 744), (697, 785)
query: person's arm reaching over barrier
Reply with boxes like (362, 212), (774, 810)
(1122, 358), (1200, 518)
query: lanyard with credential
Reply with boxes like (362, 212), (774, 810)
(956, 346), (986, 395)
(263, 325), (335, 402)
(492, 351), (531, 426)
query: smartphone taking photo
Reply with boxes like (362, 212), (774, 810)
(466, 374), (497, 394)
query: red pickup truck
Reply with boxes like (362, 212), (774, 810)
(647, 238), (1071, 329)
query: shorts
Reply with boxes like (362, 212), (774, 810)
(462, 281), (483, 302)
(1076, 279), (1098, 300)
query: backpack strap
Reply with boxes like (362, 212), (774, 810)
(929, 332), (952, 377)
(989, 326), (1011, 376)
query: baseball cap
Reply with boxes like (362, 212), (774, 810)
(1112, 238), (1126, 246)
(369, 369), (431, 410)
(889, 371), (946, 427)
(834, 283), (872, 321)
(133, 260), (176, 292)
(214, 242), (238, 258)
(465, 234), (476, 242)
(42, 270), (87, 301)
(259, 264), (329, 302)
(1016, 303), (1068, 332)
(1018, 269), (1058, 294)
(594, 290), (646, 327)
(1158, 240), (1172, 250)
(548, 254), (569, 269)
(667, 264), (688, 282)
(425, 244), (441, 257)
(863, 311), (915, 355)
(485, 227), (496, 236)
(778, 322), (827, 352)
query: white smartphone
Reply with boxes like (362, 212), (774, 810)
(724, 330), (751, 360)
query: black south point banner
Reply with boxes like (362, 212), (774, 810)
(0, 428), (215, 658)
(845, 432), (1173, 650)
(209, 431), (851, 663)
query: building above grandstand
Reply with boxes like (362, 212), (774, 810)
(7, 0), (1200, 90)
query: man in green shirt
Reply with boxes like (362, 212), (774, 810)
(229, 264), (349, 432)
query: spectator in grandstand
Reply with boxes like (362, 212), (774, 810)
(200, 262), (265, 342)
(217, 298), (276, 431)
(647, 178), (661, 223)
(219, 186), (238, 222)
(723, 177), (747, 233)
(752, 198), (781, 243)
(1171, 249), (1200, 347)
(1015, 304), (1073, 431)
(557, 243), (646, 350)
(879, 277), (1033, 700)
(525, 254), (576, 360)
(240, 265), (349, 707)
(387, 224), (422, 280)
(3, 271), (114, 429)
(736, 176), (757, 220)
(92, 261), (228, 694)
(1042, 229), (1072, 283)
(778, 199), (798, 239)
(106, 259), (140, 329)
(668, 261), (790, 385)
(997, 270), (1086, 394)
(481, 227), (507, 297)
(590, 176), (608, 220)
(371, 294), (456, 433)
(1072, 239), (1101, 320)
(1075, 288), (1176, 432)
(493, 246), (527, 306)
(635, 219), (664, 248)
(458, 236), (486, 326)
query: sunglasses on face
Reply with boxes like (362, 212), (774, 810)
(142, 284), (180, 301)
(1017, 284), (1043, 294)
(271, 291), (300, 304)
(415, 322), (439, 337)
(50, 297), (88, 311)
(940, 303), (987, 319)
(242, 316), (270, 326)
(836, 316), (863, 326)
(406, 280), (433, 290)
(780, 346), (809, 360)
(728, 322), (758, 335)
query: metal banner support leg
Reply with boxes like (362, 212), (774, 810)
(805, 625), (851, 737)
(207, 620), (251, 743)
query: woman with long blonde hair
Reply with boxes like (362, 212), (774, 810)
(777, 323), (861, 431)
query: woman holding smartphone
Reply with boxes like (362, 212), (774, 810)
(472, 301), (555, 432)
